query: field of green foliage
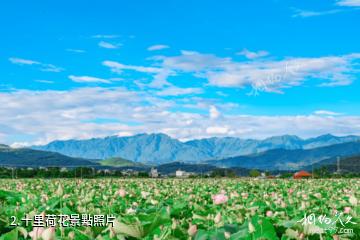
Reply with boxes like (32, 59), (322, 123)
(0, 178), (359, 239)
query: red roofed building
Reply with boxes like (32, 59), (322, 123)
(293, 170), (312, 179)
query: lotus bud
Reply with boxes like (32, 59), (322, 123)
(171, 219), (177, 230)
(214, 212), (221, 224)
(266, 210), (273, 217)
(117, 189), (126, 197)
(248, 221), (255, 233)
(344, 207), (351, 214)
(56, 184), (63, 196)
(187, 224), (197, 236)
(349, 196), (357, 206)
(68, 231), (75, 240)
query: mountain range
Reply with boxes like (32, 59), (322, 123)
(32, 133), (360, 164)
(1, 133), (360, 171)
(206, 141), (360, 170)
(0, 144), (98, 167)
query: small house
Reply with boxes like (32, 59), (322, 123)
(293, 170), (312, 179)
(150, 168), (159, 178)
(175, 169), (189, 178)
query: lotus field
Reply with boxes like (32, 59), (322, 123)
(0, 178), (359, 239)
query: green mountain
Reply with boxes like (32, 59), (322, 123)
(99, 157), (145, 167)
(32, 133), (360, 164)
(206, 141), (360, 170)
(32, 133), (209, 164)
(0, 145), (99, 167)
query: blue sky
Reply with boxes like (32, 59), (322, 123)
(1, 0), (360, 145)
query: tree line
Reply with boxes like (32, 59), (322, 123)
(0, 166), (359, 179)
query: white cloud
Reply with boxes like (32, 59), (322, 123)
(336, 0), (360, 7)
(69, 75), (111, 84)
(206, 126), (229, 134)
(154, 51), (360, 92)
(237, 49), (269, 59)
(10, 142), (31, 148)
(9, 57), (64, 72)
(98, 41), (122, 49)
(209, 105), (221, 119)
(209, 55), (358, 89)
(147, 45), (170, 51)
(102, 60), (173, 88)
(40, 64), (64, 72)
(117, 131), (134, 137)
(102, 60), (162, 73)
(92, 34), (120, 39)
(66, 49), (86, 53)
(9, 58), (40, 65)
(314, 110), (342, 116)
(103, 51), (359, 93)
(35, 80), (54, 84)
(1, 88), (360, 144)
(156, 86), (203, 96)
(162, 51), (231, 71)
(292, 8), (342, 18)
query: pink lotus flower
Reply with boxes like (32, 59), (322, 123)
(117, 189), (126, 197)
(29, 212), (47, 240)
(212, 193), (228, 205)
(29, 227), (45, 240)
(266, 210), (273, 217)
(188, 224), (197, 236)
(41, 227), (55, 240)
(344, 207), (351, 214)
(29, 226), (55, 240)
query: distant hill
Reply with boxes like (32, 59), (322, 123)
(308, 155), (360, 173)
(0, 144), (10, 149)
(0, 145), (99, 167)
(99, 157), (145, 167)
(205, 141), (360, 170)
(3, 140), (360, 173)
(32, 133), (360, 164)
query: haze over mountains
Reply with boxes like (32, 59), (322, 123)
(32, 133), (360, 164)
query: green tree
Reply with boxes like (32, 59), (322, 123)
(249, 169), (260, 178)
